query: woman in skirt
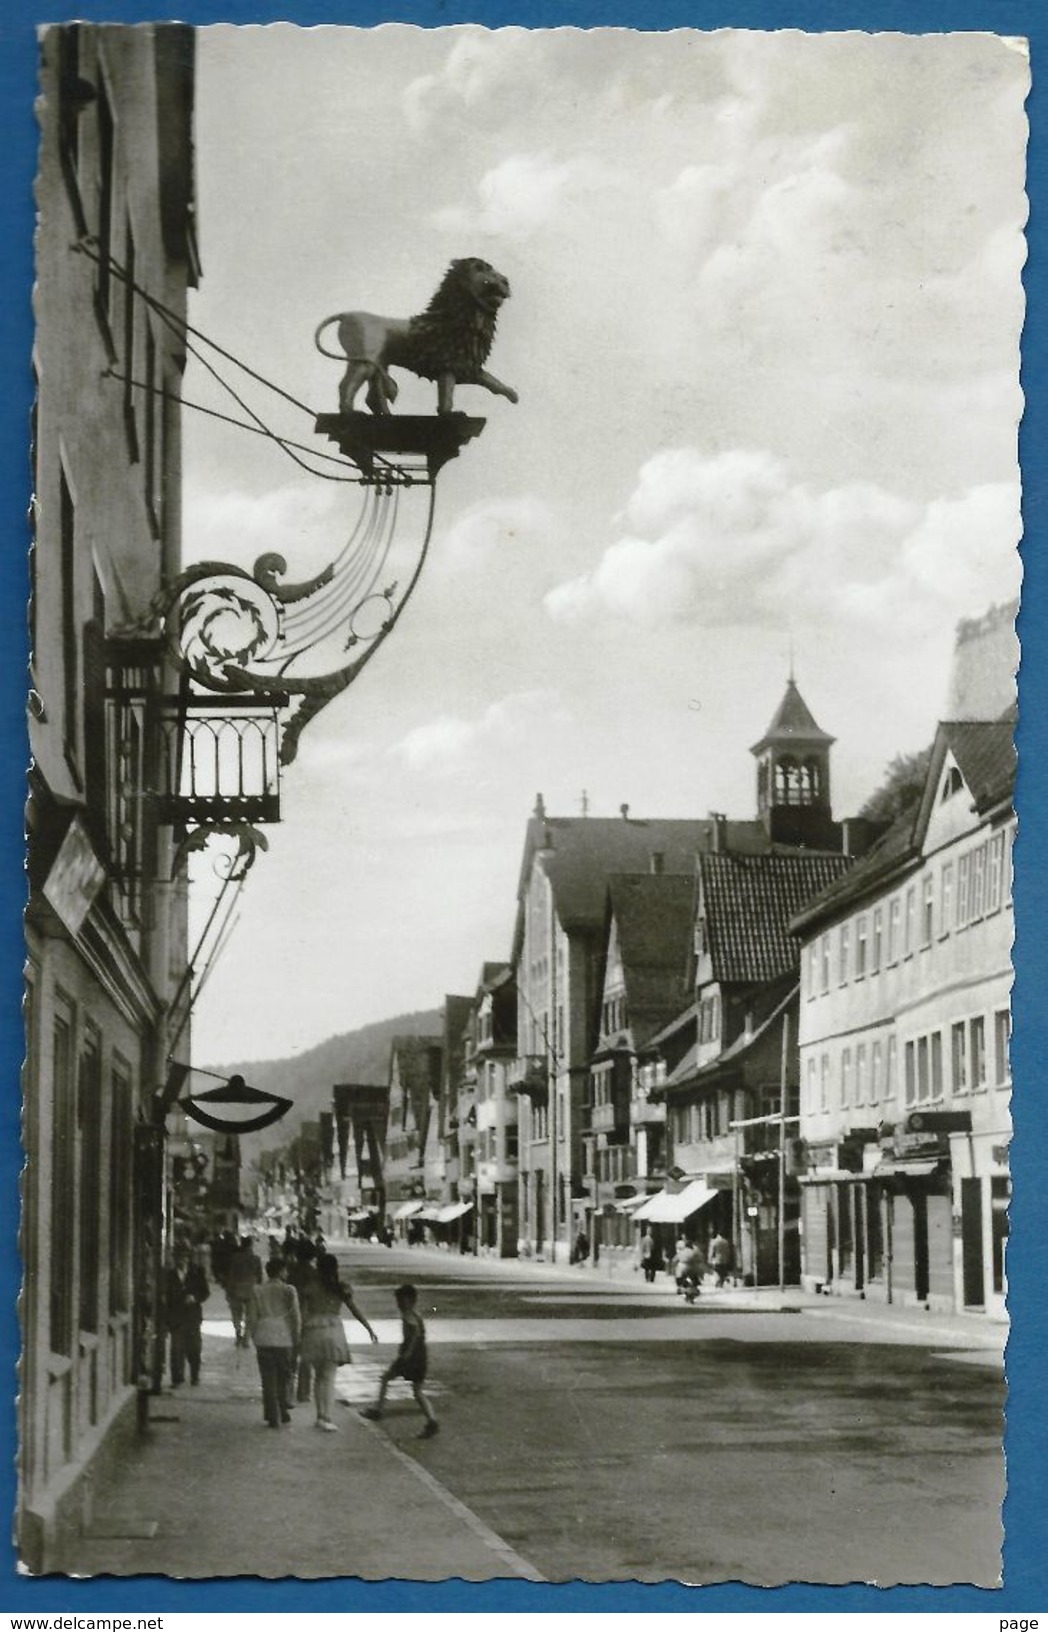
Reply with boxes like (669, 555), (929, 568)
(300, 1252), (378, 1430)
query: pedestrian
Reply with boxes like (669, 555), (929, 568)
(248, 1256), (301, 1428)
(639, 1227), (658, 1284)
(675, 1239), (703, 1302)
(225, 1236), (263, 1346)
(164, 1244), (210, 1387)
(300, 1252), (378, 1431)
(708, 1230), (733, 1288)
(362, 1283), (439, 1439)
(285, 1237), (319, 1405)
(571, 1228), (590, 1265)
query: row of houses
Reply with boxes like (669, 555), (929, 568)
(322, 613), (1014, 1326)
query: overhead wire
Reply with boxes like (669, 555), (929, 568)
(75, 236), (404, 481)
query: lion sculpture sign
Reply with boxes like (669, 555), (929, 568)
(314, 256), (518, 417)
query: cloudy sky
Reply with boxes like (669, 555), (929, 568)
(184, 25), (1027, 1066)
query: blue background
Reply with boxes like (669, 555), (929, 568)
(1, 0), (1043, 1612)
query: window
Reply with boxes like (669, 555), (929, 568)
(931, 1032), (943, 1101)
(838, 923), (849, 985)
(855, 1042), (867, 1105)
(78, 1025), (103, 1333)
(952, 1021), (968, 1094)
(941, 764), (964, 801)
(885, 1035), (897, 1102)
(986, 832), (1005, 914)
(820, 935), (830, 995)
(904, 887), (916, 957)
(123, 217), (138, 459)
(870, 1038), (882, 1105)
(970, 845), (986, 921)
(806, 942), (817, 998)
(820, 1054), (830, 1113)
(905, 1032), (943, 1106)
(994, 1009), (1011, 1088)
(871, 908), (883, 974)
(806, 1056), (817, 1114)
(145, 325), (163, 538)
(840, 1048), (852, 1109)
(888, 897), (901, 963)
(855, 915), (867, 979)
(50, 1003), (76, 1356)
(904, 1040), (916, 1106)
(940, 862), (953, 937)
(957, 854), (970, 927)
(96, 74), (115, 331)
(60, 468), (78, 768)
(970, 1016), (987, 1091)
(921, 875), (934, 947)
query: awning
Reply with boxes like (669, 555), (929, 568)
(616, 1192), (655, 1213)
(876, 1158), (943, 1179)
(437, 1201), (473, 1223)
(633, 1180), (717, 1223)
(346, 1208), (375, 1222)
(392, 1199), (425, 1221)
(417, 1206), (445, 1222)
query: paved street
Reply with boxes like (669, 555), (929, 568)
(60, 1244), (1005, 1586)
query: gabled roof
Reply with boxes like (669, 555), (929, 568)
(699, 849), (852, 984)
(751, 678), (835, 755)
(791, 714), (1016, 935)
(388, 1035), (443, 1130)
(789, 812), (916, 932)
(512, 811), (769, 959)
(604, 873), (695, 1041)
(925, 719), (1017, 822)
(664, 982), (797, 1095)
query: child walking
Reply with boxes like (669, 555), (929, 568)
(362, 1284), (439, 1439)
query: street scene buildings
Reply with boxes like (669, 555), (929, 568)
(22, 21), (1022, 1591)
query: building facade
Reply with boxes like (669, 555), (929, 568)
(510, 802), (718, 1261)
(583, 872), (695, 1255)
(23, 23), (199, 1569)
(793, 719), (1014, 1317)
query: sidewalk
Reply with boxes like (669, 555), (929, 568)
(56, 1297), (544, 1582)
(349, 1238), (1008, 1354)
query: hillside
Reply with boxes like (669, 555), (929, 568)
(205, 1006), (443, 1151)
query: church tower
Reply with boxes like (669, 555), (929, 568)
(751, 677), (837, 849)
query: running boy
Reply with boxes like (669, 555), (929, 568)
(362, 1283), (439, 1439)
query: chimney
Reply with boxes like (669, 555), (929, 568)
(709, 811), (727, 853)
(620, 803), (630, 821)
(534, 792), (546, 819)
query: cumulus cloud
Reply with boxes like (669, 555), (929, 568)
(183, 480), (345, 576)
(431, 151), (616, 241)
(433, 495), (558, 572)
(544, 447), (1021, 640)
(389, 689), (566, 774)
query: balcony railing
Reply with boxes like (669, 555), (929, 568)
(507, 1055), (548, 1100)
(630, 1098), (666, 1127)
(157, 692), (286, 827)
(590, 1102), (626, 1135)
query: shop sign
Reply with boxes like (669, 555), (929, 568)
(44, 816), (106, 936)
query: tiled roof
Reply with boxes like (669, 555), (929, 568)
(700, 850), (852, 983)
(789, 814), (915, 932)
(791, 715), (1016, 934)
(941, 719), (1016, 814)
(605, 873), (695, 1040)
(751, 679), (835, 754)
(514, 814), (769, 951)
